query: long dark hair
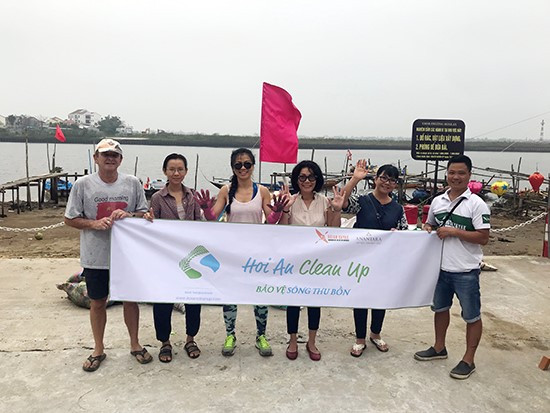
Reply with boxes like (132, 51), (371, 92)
(290, 160), (324, 193)
(226, 148), (255, 215)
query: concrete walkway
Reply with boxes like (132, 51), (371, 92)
(0, 257), (548, 413)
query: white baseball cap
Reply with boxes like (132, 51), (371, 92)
(95, 138), (123, 155)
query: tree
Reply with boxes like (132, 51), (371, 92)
(98, 115), (123, 135)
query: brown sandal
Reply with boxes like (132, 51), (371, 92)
(130, 348), (153, 364)
(184, 341), (201, 359)
(83, 353), (106, 372)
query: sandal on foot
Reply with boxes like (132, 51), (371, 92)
(350, 343), (366, 358)
(369, 337), (389, 352)
(184, 341), (201, 359)
(83, 353), (106, 372)
(130, 348), (153, 364)
(159, 344), (173, 363)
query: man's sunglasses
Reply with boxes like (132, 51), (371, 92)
(233, 161), (253, 170)
(298, 174), (317, 182)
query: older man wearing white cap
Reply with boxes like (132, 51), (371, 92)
(65, 138), (151, 371)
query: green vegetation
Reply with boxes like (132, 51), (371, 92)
(98, 116), (123, 134)
(1, 129), (549, 152)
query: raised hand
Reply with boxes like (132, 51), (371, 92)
(194, 189), (215, 210)
(268, 193), (289, 213)
(329, 186), (346, 212)
(352, 159), (369, 181)
(280, 184), (298, 209)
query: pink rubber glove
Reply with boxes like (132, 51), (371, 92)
(194, 189), (216, 221)
(266, 193), (288, 224)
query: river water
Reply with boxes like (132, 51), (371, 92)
(1, 142), (548, 192)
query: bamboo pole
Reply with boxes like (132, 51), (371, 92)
(88, 149), (93, 174)
(25, 136), (32, 210)
(511, 164), (517, 211)
(1, 190), (5, 217)
(46, 143), (51, 172)
(37, 179), (42, 210)
(16, 186), (20, 214)
(547, 174), (550, 257)
(516, 157), (522, 191)
(134, 156), (139, 176)
(194, 154), (199, 190)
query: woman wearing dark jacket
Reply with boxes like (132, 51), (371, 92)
(341, 160), (408, 358)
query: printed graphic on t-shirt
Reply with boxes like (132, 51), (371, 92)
(434, 212), (474, 231)
(96, 202), (128, 219)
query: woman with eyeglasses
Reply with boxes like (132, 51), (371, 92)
(279, 160), (345, 361)
(143, 153), (203, 363)
(341, 160), (408, 358)
(194, 148), (287, 357)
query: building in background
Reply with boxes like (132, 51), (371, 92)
(47, 116), (65, 126)
(4, 115), (43, 130)
(68, 109), (102, 127)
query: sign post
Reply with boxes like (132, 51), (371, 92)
(411, 119), (465, 198)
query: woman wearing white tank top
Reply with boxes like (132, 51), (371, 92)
(194, 148), (287, 357)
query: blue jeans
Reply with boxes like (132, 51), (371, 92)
(431, 269), (481, 323)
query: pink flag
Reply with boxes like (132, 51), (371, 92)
(260, 82), (301, 163)
(55, 124), (66, 142)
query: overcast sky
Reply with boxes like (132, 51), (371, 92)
(2, 0), (549, 140)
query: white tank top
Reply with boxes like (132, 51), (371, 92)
(227, 188), (263, 224)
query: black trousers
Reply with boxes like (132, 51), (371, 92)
(153, 303), (201, 343)
(286, 306), (321, 334)
(353, 308), (386, 339)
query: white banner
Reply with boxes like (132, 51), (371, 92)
(110, 219), (442, 309)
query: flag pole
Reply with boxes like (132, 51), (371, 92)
(258, 147), (262, 185)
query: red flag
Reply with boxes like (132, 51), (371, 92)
(55, 124), (66, 142)
(260, 82), (301, 163)
(346, 149), (352, 160)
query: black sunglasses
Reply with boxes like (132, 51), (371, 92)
(298, 174), (317, 182)
(233, 161), (253, 170)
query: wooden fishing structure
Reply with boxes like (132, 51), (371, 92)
(0, 171), (87, 216)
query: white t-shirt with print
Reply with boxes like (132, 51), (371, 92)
(427, 188), (490, 272)
(65, 172), (148, 269)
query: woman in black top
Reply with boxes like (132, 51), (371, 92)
(341, 160), (408, 357)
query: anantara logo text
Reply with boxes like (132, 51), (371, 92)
(356, 231), (382, 245)
(314, 229), (349, 244)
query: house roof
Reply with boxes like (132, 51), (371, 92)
(69, 109), (89, 115)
